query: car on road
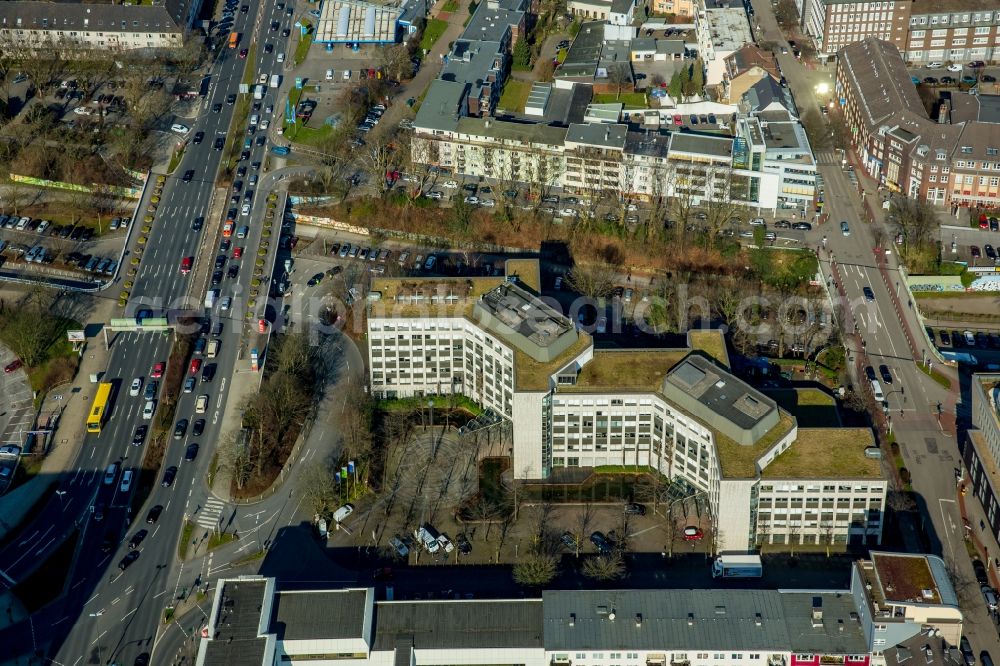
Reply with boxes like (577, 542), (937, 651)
(982, 652), (994, 666)
(982, 585), (998, 610)
(863, 286), (875, 301)
(183, 377), (196, 393)
(202, 362), (217, 382)
(127, 529), (148, 550)
(151, 361), (165, 378)
(173, 418), (188, 439)
(437, 534), (455, 553)
(146, 505), (163, 524)
(193, 419), (205, 437)
(103, 463), (118, 485)
(171, 123), (190, 134)
(865, 366), (877, 381)
(840, 220), (850, 236)
(792, 222), (812, 231)
(590, 531), (612, 554)
(212, 103), (223, 113)
(192, 131), (204, 145)
(129, 377), (142, 396)
(878, 364), (893, 384)
(960, 637), (975, 666)
(972, 245), (981, 258)
(3, 359), (22, 374)
(118, 550), (140, 571)
(132, 425), (147, 446)
(683, 526), (704, 541)
(239, 48), (248, 58)
(189, 358), (202, 375)
(144, 381), (157, 401)
(974, 559), (991, 586)
(624, 502), (646, 515)
(213, 137), (225, 151)
(456, 532), (472, 554)
(162, 466), (177, 487)
(119, 469), (133, 492)
(985, 244), (996, 260)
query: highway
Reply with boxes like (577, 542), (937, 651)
(0, 0), (300, 663)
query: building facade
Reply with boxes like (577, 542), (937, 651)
(962, 374), (1000, 546)
(802, 0), (1000, 64)
(366, 262), (885, 551)
(836, 37), (1000, 207)
(0, 0), (200, 52)
(197, 557), (961, 666)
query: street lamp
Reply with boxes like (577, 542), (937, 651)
(55, 490), (67, 506)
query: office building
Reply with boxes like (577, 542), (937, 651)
(962, 374), (1000, 543)
(367, 260), (885, 551)
(837, 37), (1000, 206)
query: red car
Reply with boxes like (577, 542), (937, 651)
(151, 361), (165, 379)
(180, 256), (193, 274)
(233, 246), (243, 259)
(3, 359), (22, 374)
(682, 526), (703, 541)
(189, 358), (202, 375)
(673, 114), (682, 125)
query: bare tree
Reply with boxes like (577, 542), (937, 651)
(571, 503), (596, 558)
(358, 134), (394, 196)
(512, 552), (559, 586)
(581, 554), (627, 581)
(607, 62), (632, 101)
(299, 460), (340, 518)
(564, 263), (617, 299)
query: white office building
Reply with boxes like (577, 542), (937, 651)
(366, 260), (885, 551)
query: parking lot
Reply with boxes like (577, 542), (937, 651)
(940, 222), (1000, 266)
(0, 212), (131, 282)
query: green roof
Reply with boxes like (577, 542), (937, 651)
(761, 428), (881, 479)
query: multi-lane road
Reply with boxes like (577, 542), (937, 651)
(0, 0), (300, 663)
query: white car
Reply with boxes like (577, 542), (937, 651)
(220, 296), (232, 311)
(72, 106), (92, 116)
(260, 119), (269, 130)
(171, 123), (190, 134)
(426, 191), (443, 199)
(749, 217), (766, 226)
(129, 377), (142, 397)
(559, 208), (576, 217)
(480, 199), (496, 208)
(258, 73), (268, 84)
(464, 195), (479, 205)
(437, 534), (455, 553)
(947, 63), (963, 72)
(277, 52), (285, 63)
(241, 203), (251, 216)
(342, 69), (351, 80)
(333, 503), (354, 523)
(443, 180), (458, 189)
(142, 400), (155, 420)
(119, 470), (133, 493)
(927, 61), (943, 69)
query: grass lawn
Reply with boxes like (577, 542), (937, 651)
(556, 48), (567, 63)
(284, 120), (333, 146)
(240, 46), (257, 86)
(18, 317), (82, 398)
(420, 18), (448, 50)
(593, 92), (648, 108)
(498, 79), (531, 112)
(294, 26), (314, 67)
(178, 521), (195, 559)
(442, 0), (460, 10)
(166, 145), (185, 174)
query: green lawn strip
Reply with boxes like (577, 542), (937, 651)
(592, 92), (648, 107)
(420, 19), (448, 50)
(498, 79), (531, 111)
(240, 46), (258, 86)
(178, 520), (195, 560)
(918, 362), (952, 389)
(294, 25), (314, 66)
(166, 145), (185, 174)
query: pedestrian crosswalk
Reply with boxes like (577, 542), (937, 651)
(196, 497), (226, 529)
(816, 150), (841, 166)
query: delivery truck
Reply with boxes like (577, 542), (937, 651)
(711, 554), (763, 579)
(207, 339), (220, 358)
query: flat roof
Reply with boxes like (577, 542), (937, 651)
(316, 0), (399, 44)
(665, 355), (776, 431)
(669, 131), (734, 158)
(688, 330), (730, 368)
(516, 332), (592, 391)
(869, 553), (951, 605)
(560, 349), (688, 392)
(760, 428), (882, 479)
(203, 580), (270, 665)
(270, 589), (367, 641)
(566, 122), (628, 148)
(543, 589), (867, 653)
(713, 410), (796, 478)
(372, 599), (544, 650)
(504, 258), (541, 292)
(477, 282), (574, 351)
(702, 7), (752, 51)
(369, 276), (506, 319)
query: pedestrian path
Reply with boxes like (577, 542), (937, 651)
(195, 497), (226, 530)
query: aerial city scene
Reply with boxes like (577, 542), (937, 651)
(2, 0), (1000, 663)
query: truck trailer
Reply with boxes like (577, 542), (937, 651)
(712, 554), (763, 579)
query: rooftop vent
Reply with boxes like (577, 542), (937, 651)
(635, 614), (643, 626)
(687, 613), (695, 626)
(569, 613), (575, 627)
(811, 596), (823, 626)
(755, 613), (762, 626)
(608, 610), (616, 621)
(921, 589), (936, 600)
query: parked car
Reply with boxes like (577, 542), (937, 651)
(683, 526), (704, 541)
(590, 531), (612, 554)
(624, 502), (646, 515)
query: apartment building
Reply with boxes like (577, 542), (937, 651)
(696, 1), (755, 85)
(738, 111), (820, 210)
(0, 0), (199, 52)
(197, 556), (960, 666)
(802, 0), (1000, 64)
(722, 44), (781, 105)
(651, 0), (698, 18)
(367, 261), (885, 551)
(962, 374), (1000, 545)
(836, 37), (1000, 206)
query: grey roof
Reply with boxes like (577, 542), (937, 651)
(373, 599), (544, 651)
(455, 116), (569, 144)
(0, 0), (191, 34)
(558, 21), (605, 77)
(413, 79), (466, 132)
(610, 0), (634, 14)
(462, 0), (526, 43)
(661, 353), (779, 445)
(657, 39), (685, 55)
(884, 635), (964, 666)
(625, 131), (671, 158)
(668, 132), (734, 158)
(743, 76), (796, 116)
(397, 0), (427, 25)
(566, 122), (628, 148)
(204, 580), (270, 666)
(949, 93), (1000, 124)
(761, 120), (809, 152)
(543, 589), (868, 654)
(631, 37), (656, 52)
(270, 589), (367, 641)
(476, 282), (578, 362)
(837, 38), (926, 131)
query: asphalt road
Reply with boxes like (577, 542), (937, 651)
(0, 0), (302, 664)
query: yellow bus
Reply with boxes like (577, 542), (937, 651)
(229, 32), (239, 49)
(87, 382), (113, 434)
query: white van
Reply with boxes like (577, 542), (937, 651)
(207, 339), (220, 358)
(325, 69), (334, 80)
(870, 379), (884, 402)
(143, 400), (155, 420)
(204, 289), (219, 308)
(415, 524), (441, 553)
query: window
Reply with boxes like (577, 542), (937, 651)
(988, 148), (999, 156)
(962, 146), (974, 154)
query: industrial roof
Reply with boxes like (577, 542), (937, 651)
(372, 599), (544, 650)
(315, 0), (400, 44)
(203, 579), (271, 666)
(0, 0), (191, 34)
(542, 589), (868, 654)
